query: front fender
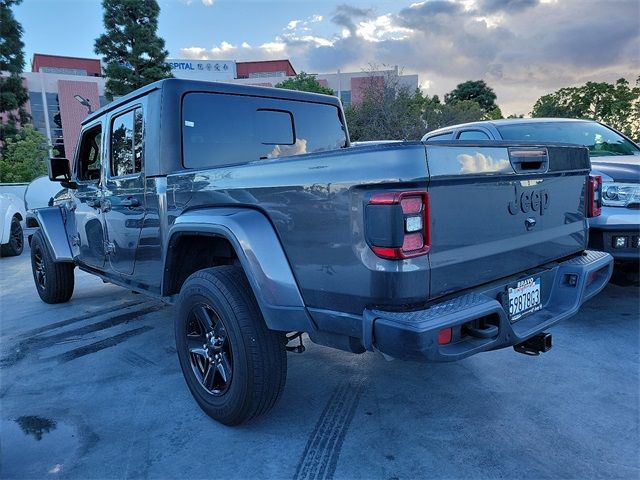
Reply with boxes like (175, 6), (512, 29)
(165, 208), (314, 332)
(30, 207), (74, 262)
(1, 199), (26, 244)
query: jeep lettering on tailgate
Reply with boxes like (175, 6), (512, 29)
(508, 185), (550, 215)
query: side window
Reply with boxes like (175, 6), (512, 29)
(182, 93), (347, 169)
(77, 125), (102, 181)
(425, 132), (454, 141)
(111, 107), (143, 177)
(458, 130), (491, 140)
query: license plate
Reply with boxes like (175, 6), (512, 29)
(508, 277), (541, 322)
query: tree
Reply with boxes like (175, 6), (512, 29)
(423, 95), (485, 132)
(0, 0), (29, 145)
(444, 80), (501, 118)
(94, 0), (172, 99)
(531, 78), (640, 140)
(0, 125), (49, 182)
(275, 72), (334, 95)
(345, 74), (426, 141)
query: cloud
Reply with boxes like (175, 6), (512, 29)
(476, 0), (539, 13)
(457, 152), (511, 174)
(182, 0), (215, 6)
(178, 0), (640, 115)
(331, 5), (374, 36)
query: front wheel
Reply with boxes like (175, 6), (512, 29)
(1, 216), (24, 257)
(30, 229), (75, 304)
(175, 266), (287, 425)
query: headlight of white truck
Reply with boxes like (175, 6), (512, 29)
(601, 182), (640, 207)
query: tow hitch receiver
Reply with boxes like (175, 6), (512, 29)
(513, 332), (552, 356)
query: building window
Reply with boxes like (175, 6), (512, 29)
(45, 92), (65, 158)
(39, 66), (88, 76)
(340, 91), (351, 107)
(28, 92), (47, 135)
(248, 71), (286, 78)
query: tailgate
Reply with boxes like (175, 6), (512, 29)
(425, 141), (590, 298)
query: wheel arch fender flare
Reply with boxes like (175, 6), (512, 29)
(29, 207), (74, 262)
(163, 207), (314, 333)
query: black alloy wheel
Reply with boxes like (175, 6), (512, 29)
(30, 229), (74, 304)
(186, 303), (233, 395)
(175, 266), (287, 425)
(32, 243), (46, 289)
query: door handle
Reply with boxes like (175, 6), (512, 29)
(120, 197), (140, 208)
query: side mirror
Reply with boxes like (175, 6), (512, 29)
(47, 157), (77, 189)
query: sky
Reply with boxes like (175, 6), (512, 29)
(14, 0), (640, 115)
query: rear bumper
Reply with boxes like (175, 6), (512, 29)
(588, 225), (640, 261)
(363, 250), (613, 361)
(588, 207), (640, 261)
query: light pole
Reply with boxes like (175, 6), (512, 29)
(73, 95), (93, 114)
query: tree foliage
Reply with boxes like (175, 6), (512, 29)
(0, 0), (29, 144)
(94, 0), (172, 99)
(345, 74), (426, 141)
(275, 72), (334, 95)
(0, 125), (49, 183)
(531, 78), (640, 140)
(444, 80), (501, 118)
(423, 95), (486, 132)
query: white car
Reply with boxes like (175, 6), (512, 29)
(0, 192), (26, 257)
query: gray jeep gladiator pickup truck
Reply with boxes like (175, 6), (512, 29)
(29, 79), (613, 425)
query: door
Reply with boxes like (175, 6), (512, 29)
(73, 124), (106, 268)
(102, 107), (146, 275)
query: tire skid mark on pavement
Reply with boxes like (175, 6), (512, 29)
(120, 348), (158, 367)
(53, 326), (154, 362)
(294, 376), (365, 480)
(0, 302), (164, 367)
(18, 299), (148, 338)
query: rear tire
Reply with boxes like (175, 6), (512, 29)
(1, 217), (24, 257)
(30, 229), (75, 304)
(175, 266), (287, 425)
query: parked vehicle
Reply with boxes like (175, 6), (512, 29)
(423, 119), (640, 264)
(0, 193), (26, 257)
(28, 80), (612, 425)
(24, 176), (65, 211)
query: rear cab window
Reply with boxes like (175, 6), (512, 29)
(457, 130), (491, 140)
(424, 131), (454, 141)
(181, 93), (347, 169)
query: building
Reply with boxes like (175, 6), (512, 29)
(236, 60), (296, 79)
(22, 54), (106, 159)
(167, 57), (417, 107)
(165, 59), (236, 81)
(229, 65), (418, 107)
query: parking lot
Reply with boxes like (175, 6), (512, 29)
(1, 250), (638, 479)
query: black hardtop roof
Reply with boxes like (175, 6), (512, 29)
(83, 78), (342, 125)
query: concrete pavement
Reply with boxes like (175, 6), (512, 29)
(1, 250), (638, 479)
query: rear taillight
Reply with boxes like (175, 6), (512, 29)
(367, 191), (430, 260)
(587, 175), (602, 218)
